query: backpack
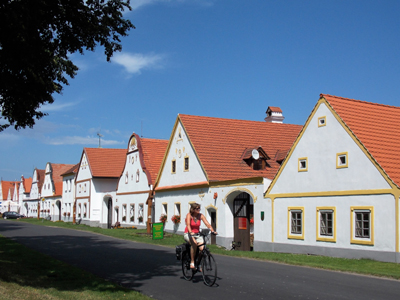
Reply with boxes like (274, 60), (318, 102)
(175, 243), (189, 261)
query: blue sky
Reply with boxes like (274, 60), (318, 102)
(1, 0), (400, 181)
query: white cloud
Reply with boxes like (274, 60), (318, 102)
(130, 0), (214, 10)
(112, 52), (165, 74)
(40, 101), (79, 112)
(44, 135), (124, 146)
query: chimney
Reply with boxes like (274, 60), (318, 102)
(265, 106), (284, 123)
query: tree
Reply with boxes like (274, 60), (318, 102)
(0, 0), (135, 132)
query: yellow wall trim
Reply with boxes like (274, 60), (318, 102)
(222, 187), (258, 204)
(350, 206), (374, 246)
(316, 206), (337, 243)
(287, 206), (305, 240)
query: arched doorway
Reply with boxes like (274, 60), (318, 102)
(232, 192), (253, 251)
(107, 198), (113, 229)
(206, 205), (217, 245)
(56, 200), (61, 221)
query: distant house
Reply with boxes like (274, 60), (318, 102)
(74, 147), (126, 227)
(60, 164), (79, 222)
(0, 180), (16, 213)
(115, 133), (168, 228)
(265, 94), (400, 263)
(40, 163), (75, 221)
(25, 168), (45, 218)
(19, 176), (32, 215)
(155, 112), (302, 250)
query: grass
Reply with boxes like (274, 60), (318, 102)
(13, 218), (400, 280)
(0, 234), (150, 300)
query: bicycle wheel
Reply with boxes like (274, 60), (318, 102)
(201, 253), (217, 286)
(181, 252), (194, 281)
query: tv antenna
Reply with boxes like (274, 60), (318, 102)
(97, 132), (103, 148)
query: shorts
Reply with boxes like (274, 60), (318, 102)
(184, 233), (204, 245)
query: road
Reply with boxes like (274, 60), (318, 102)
(1, 220), (399, 300)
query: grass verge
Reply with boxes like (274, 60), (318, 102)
(15, 218), (400, 280)
(0, 234), (150, 300)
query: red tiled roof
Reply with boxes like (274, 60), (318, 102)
(266, 106), (283, 113)
(23, 177), (32, 193)
(60, 163), (79, 177)
(48, 164), (75, 196)
(140, 138), (169, 185)
(85, 148), (126, 178)
(322, 94), (400, 187)
(1, 181), (14, 200)
(179, 114), (302, 182)
(36, 169), (45, 191)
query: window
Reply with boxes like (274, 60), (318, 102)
(84, 183), (87, 193)
(316, 207), (336, 242)
(68, 180), (71, 192)
(136, 169), (140, 182)
(288, 207), (304, 239)
(123, 204), (127, 222)
(336, 152), (348, 168)
(351, 207), (374, 245)
(175, 203), (181, 217)
(318, 116), (326, 127)
(125, 172), (128, 184)
(298, 157), (308, 172)
(130, 204), (135, 223)
(172, 160), (176, 173)
(184, 156), (189, 171)
(162, 203), (168, 217)
(138, 204), (144, 222)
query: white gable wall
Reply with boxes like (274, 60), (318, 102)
(30, 170), (40, 200)
(270, 102), (391, 194)
(157, 121), (207, 188)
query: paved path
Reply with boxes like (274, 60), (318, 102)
(1, 220), (400, 300)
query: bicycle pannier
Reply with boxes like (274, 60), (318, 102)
(175, 243), (187, 261)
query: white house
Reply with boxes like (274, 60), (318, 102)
(74, 147), (126, 227)
(154, 112), (301, 250)
(60, 164), (79, 222)
(115, 133), (168, 229)
(40, 163), (75, 220)
(0, 180), (16, 213)
(264, 94), (400, 263)
(25, 168), (45, 218)
(19, 176), (32, 215)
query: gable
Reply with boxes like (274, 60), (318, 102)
(268, 99), (392, 195)
(156, 119), (208, 189)
(76, 153), (92, 182)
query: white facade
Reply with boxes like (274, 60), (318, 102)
(263, 97), (400, 263)
(61, 172), (76, 222)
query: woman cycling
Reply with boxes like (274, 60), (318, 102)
(184, 203), (217, 269)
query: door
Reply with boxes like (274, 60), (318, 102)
(233, 193), (250, 251)
(107, 198), (113, 229)
(57, 201), (61, 221)
(210, 211), (217, 245)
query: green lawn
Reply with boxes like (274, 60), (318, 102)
(12, 218), (400, 280)
(0, 234), (150, 300)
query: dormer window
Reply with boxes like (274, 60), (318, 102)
(242, 147), (270, 171)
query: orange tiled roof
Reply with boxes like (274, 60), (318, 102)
(140, 138), (169, 185)
(267, 106), (283, 113)
(1, 181), (14, 200)
(179, 114), (302, 182)
(48, 164), (75, 196)
(60, 163), (79, 177)
(23, 177), (32, 193)
(85, 148), (126, 178)
(322, 94), (400, 187)
(36, 169), (45, 191)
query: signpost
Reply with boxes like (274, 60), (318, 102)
(152, 222), (164, 240)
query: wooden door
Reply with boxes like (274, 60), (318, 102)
(107, 198), (113, 229)
(210, 211), (217, 245)
(233, 193), (250, 251)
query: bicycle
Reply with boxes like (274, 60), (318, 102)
(181, 229), (217, 286)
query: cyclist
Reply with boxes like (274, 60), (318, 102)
(184, 203), (217, 269)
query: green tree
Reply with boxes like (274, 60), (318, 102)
(0, 0), (135, 132)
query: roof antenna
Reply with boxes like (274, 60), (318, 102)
(97, 132), (103, 148)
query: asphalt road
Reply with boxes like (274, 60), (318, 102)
(1, 220), (400, 300)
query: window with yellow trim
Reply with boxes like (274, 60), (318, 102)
(318, 116), (326, 127)
(316, 207), (336, 242)
(171, 160), (176, 173)
(174, 202), (181, 217)
(298, 158), (308, 172)
(288, 207), (304, 240)
(162, 203), (168, 218)
(351, 207), (374, 245)
(336, 152), (348, 169)
(184, 156), (189, 171)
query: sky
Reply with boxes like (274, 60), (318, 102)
(1, 0), (400, 181)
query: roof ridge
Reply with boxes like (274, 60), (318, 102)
(322, 94), (400, 110)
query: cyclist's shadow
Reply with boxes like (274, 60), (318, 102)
(181, 274), (221, 287)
